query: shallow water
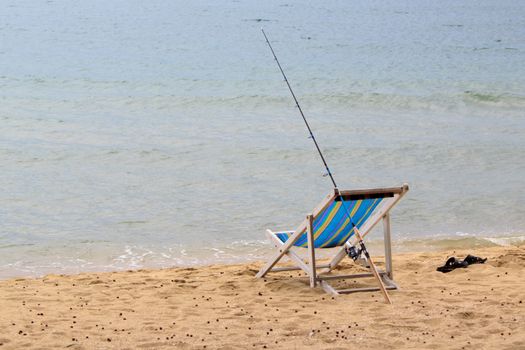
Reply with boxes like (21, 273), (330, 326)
(1, 0), (525, 279)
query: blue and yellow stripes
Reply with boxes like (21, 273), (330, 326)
(275, 197), (383, 248)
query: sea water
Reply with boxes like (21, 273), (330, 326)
(1, 0), (524, 278)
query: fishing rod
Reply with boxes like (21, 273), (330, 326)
(261, 29), (391, 303)
(261, 29), (337, 189)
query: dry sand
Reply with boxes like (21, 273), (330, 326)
(0, 245), (523, 349)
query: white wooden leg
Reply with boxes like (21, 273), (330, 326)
(306, 215), (316, 287)
(383, 213), (393, 280)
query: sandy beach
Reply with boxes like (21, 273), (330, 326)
(0, 245), (523, 349)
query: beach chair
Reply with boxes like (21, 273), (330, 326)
(256, 184), (409, 297)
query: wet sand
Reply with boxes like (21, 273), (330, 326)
(0, 245), (523, 349)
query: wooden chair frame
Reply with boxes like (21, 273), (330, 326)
(256, 184), (409, 296)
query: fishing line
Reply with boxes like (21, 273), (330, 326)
(261, 29), (338, 190)
(261, 29), (362, 230)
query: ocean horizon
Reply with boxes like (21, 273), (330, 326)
(1, 0), (524, 279)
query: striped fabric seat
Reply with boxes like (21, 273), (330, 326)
(275, 196), (384, 248)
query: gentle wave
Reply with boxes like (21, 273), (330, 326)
(386, 234), (525, 252)
(1, 234), (523, 280)
(2, 90), (524, 115)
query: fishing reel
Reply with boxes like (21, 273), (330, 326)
(345, 244), (362, 261)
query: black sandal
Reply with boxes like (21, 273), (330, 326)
(436, 257), (468, 273)
(464, 254), (487, 265)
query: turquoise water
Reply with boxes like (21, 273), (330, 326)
(1, 0), (524, 278)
